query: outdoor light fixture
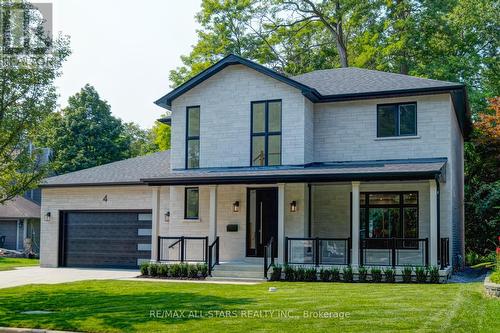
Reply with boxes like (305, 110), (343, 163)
(164, 211), (170, 222)
(290, 201), (297, 212)
(233, 201), (240, 213)
(44, 212), (51, 221)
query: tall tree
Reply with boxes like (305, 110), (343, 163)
(0, 0), (70, 203)
(38, 85), (131, 174)
(151, 117), (171, 151)
(122, 122), (157, 157)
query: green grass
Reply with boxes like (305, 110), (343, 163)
(0, 280), (498, 333)
(490, 271), (500, 284)
(0, 257), (39, 271)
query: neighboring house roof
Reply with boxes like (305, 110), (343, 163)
(142, 158), (447, 186)
(157, 116), (171, 125)
(40, 150), (171, 188)
(0, 196), (40, 219)
(154, 54), (470, 137)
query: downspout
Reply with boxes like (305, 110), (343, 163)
(435, 175), (441, 268)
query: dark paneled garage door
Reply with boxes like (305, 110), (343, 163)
(60, 211), (152, 268)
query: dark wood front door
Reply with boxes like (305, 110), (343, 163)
(246, 188), (278, 257)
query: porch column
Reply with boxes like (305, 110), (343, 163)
(351, 181), (360, 266)
(23, 219), (28, 251)
(208, 185), (218, 243)
(277, 183), (285, 264)
(429, 180), (438, 266)
(151, 186), (161, 261)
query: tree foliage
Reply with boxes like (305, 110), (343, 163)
(0, 0), (71, 203)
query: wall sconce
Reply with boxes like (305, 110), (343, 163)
(44, 212), (51, 221)
(233, 201), (240, 213)
(164, 211), (170, 222)
(290, 201), (297, 212)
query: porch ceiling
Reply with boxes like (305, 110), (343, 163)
(142, 158), (447, 186)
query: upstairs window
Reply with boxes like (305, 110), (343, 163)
(377, 103), (417, 137)
(186, 106), (200, 168)
(251, 100), (281, 166)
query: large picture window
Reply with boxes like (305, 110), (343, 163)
(360, 192), (418, 240)
(377, 103), (417, 137)
(251, 100), (281, 166)
(186, 106), (200, 168)
(184, 187), (199, 219)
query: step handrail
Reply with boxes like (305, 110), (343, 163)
(208, 236), (220, 276)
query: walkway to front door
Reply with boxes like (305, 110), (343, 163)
(246, 188), (278, 258)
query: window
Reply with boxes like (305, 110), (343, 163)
(377, 103), (417, 137)
(251, 100), (281, 166)
(186, 106), (200, 168)
(184, 187), (199, 219)
(360, 192), (418, 240)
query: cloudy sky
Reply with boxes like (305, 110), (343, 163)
(51, 0), (202, 127)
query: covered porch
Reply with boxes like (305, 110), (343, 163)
(144, 158), (451, 277)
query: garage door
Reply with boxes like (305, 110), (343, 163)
(0, 220), (18, 250)
(59, 211), (152, 268)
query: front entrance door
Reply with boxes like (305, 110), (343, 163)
(247, 188), (278, 257)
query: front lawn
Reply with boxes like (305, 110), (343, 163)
(0, 280), (498, 333)
(0, 257), (39, 271)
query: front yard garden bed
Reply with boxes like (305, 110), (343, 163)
(139, 262), (208, 280)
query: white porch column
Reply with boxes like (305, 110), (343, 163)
(151, 186), (161, 261)
(208, 185), (218, 243)
(351, 181), (360, 266)
(429, 180), (438, 266)
(277, 183), (285, 264)
(23, 219), (28, 251)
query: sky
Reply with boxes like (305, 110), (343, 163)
(51, 0), (202, 128)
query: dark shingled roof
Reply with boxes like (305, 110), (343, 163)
(0, 196), (40, 219)
(291, 67), (463, 96)
(41, 150), (171, 187)
(142, 158), (447, 186)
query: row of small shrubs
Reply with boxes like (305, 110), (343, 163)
(269, 265), (441, 283)
(140, 262), (208, 279)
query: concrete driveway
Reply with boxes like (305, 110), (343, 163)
(0, 267), (139, 289)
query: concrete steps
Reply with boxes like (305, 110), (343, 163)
(209, 260), (265, 280)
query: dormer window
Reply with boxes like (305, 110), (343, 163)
(186, 106), (200, 168)
(377, 103), (417, 137)
(251, 100), (281, 166)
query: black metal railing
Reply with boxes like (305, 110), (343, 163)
(208, 237), (220, 276)
(264, 237), (274, 279)
(157, 236), (208, 263)
(285, 237), (351, 266)
(360, 238), (428, 267)
(439, 237), (450, 269)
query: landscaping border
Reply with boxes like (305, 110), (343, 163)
(484, 273), (500, 297)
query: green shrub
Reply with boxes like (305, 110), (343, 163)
(283, 265), (295, 281)
(198, 263), (208, 278)
(319, 268), (331, 282)
(415, 266), (428, 283)
(270, 264), (282, 281)
(149, 263), (160, 277)
(158, 264), (169, 277)
(402, 266), (413, 283)
(188, 264), (199, 278)
(179, 263), (189, 278)
(357, 266), (367, 282)
(140, 262), (150, 276)
(331, 267), (341, 282)
(170, 263), (181, 277)
(383, 268), (395, 283)
(370, 267), (382, 283)
(295, 266), (306, 281)
(304, 267), (317, 281)
(490, 271), (500, 284)
(342, 266), (353, 282)
(428, 266), (440, 283)
(465, 251), (480, 266)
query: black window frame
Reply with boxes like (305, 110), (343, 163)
(250, 99), (282, 166)
(184, 187), (199, 220)
(185, 105), (200, 169)
(376, 102), (417, 137)
(360, 191), (419, 240)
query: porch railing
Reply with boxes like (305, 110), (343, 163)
(439, 237), (450, 269)
(264, 237), (274, 279)
(208, 237), (220, 276)
(360, 238), (428, 267)
(285, 237), (351, 266)
(157, 236), (208, 263)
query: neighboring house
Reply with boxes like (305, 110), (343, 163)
(39, 55), (469, 279)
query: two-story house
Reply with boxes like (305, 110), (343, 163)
(40, 55), (469, 279)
